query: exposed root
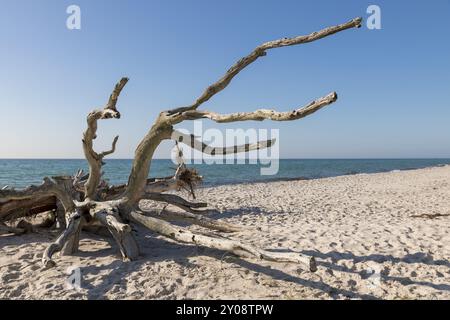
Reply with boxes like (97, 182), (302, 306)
(130, 210), (316, 271)
(42, 210), (83, 268)
(143, 193), (218, 215)
(139, 207), (242, 233)
(94, 207), (139, 261)
(1, 18), (362, 275)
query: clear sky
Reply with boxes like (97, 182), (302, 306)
(0, 0), (449, 159)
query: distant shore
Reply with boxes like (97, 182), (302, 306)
(1, 165), (450, 299)
(2, 158), (450, 189)
(198, 162), (450, 188)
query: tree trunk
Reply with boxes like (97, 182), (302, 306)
(1, 17), (362, 274)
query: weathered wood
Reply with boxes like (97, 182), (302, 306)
(82, 78), (128, 200)
(94, 207), (139, 261)
(0, 178), (75, 213)
(166, 17), (361, 115)
(130, 211), (316, 271)
(0, 17), (361, 273)
(124, 18), (361, 204)
(172, 130), (275, 156)
(144, 193), (211, 214)
(42, 210), (83, 268)
(124, 123), (173, 204)
(178, 92), (337, 123)
(0, 222), (25, 235)
(0, 195), (57, 222)
(140, 206), (241, 233)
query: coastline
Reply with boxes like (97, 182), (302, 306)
(197, 162), (450, 188)
(1, 165), (450, 299)
(2, 158), (450, 189)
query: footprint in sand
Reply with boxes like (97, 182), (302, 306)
(2, 271), (21, 282)
(8, 283), (28, 298)
(4, 262), (22, 271)
(18, 253), (35, 260)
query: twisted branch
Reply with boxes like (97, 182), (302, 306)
(179, 92), (337, 123)
(0, 177), (74, 212)
(144, 192), (209, 212)
(94, 207), (139, 261)
(124, 18), (361, 204)
(130, 210), (316, 271)
(83, 77), (128, 199)
(167, 17), (361, 115)
(139, 207), (241, 233)
(42, 210), (83, 268)
(2, 18), (362, 275)
(172, 130), (275, 156)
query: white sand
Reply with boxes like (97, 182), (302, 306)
(1, 166), (449, 299)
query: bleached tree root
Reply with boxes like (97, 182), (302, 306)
(0, 195), (57, 223)
(130, 211), (317, 272)
(146, 192), (207, 208)
(143, 192), (221, 215)
(94, 207), (139, 261)
(42, 210), (83, 268)
(1, 18), (361, 275)
(82, 78), (128, 200)
(0, 178), (75, 214)
(139, 207), (242, 233)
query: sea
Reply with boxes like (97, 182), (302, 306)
(1, 159), (449, 189)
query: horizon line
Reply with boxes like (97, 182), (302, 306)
(1, 157), (450, 160)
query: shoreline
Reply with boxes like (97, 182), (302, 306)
(2, 159), (450, 189)
(1, 165), (450, 299)
(198, 162), (450, 188)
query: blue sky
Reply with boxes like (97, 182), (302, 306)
(0, 0), (449, 159)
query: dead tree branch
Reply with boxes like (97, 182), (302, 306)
(172, 130), (275, 156)
(178, 92), (337, 123)
(139, 206), (240, 232)
(130, 210), (316, 271)
(0, 17), (361, 274)
(124, 18), (361, 205)
(167, 17), (361, 114)
(83, 77), (128, 200)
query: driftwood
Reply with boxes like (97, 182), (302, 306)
(0, 17), (362, 272)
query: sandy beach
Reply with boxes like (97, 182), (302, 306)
(1, 165), (449, 300)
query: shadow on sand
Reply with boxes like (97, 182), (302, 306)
(2, 206), (448, 299)
(77, 230), (378, 300)
(302, 250), (450, 293)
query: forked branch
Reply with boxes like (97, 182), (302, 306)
(144, 193), (211, 214)
(1, 17), (362, 276)
(167, 17), (361, 114)
(130, 210), (316, 271)
(94, 207), (139, 261)
(0, 177), (75, 213)
(83, 77), (128, 199)
(172, 130), (275, 156)
(139, 206), (239, 232)
(179, 92), (337, 123)
(42, 209), (83, 268)
(124, 18), (361, 204)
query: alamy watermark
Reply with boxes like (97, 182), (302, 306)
(365, 263), (382, 289)
(66, 4), (382, 31)
(367, 5), (382, 30)
(66, 266), (82, 291)
(171, 121), (280, 175)
(66, 5), (81, 30)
